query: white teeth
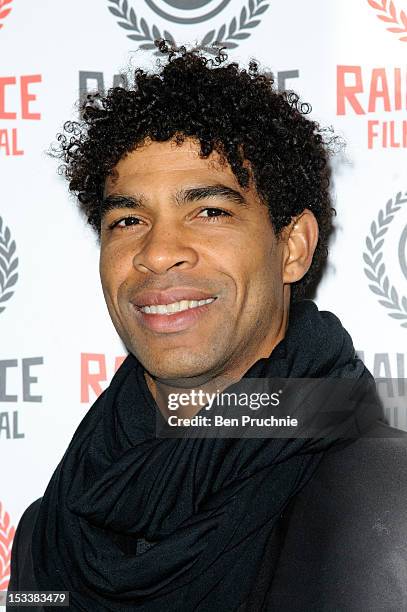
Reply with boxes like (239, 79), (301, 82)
(140, 298), (215, 315)
(167, 302), (180, 313)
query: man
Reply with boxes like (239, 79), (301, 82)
(8, 41), (407, 611)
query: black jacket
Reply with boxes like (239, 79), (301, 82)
(7, 420), (407, 611)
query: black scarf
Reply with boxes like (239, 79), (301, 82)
(31, 300), (383, 611)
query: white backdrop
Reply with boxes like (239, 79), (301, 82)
(1, 0), (407, 591)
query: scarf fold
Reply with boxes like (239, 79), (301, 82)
(31, 300), (383, 611)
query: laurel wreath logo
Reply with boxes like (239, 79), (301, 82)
(0, 216), (18, 315)
(363, 191), (407, 327)
(0, 0), (12, 30)
(108, 0), (270, 53)
(0, 502), (15, 590)
(367, 0), (407, 42)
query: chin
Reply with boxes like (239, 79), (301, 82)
(143, 357), (218, 386)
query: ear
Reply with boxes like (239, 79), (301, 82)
(281, 209), (319, 284)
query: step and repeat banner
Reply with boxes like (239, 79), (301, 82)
(1, 0), (406, 590)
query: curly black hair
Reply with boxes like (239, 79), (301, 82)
(56, 40), (338, 302)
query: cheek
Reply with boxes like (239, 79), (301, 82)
(100, 247), (128, 291)
(244, 241), (283, 300)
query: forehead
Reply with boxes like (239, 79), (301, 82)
(105, 138), (239, 193)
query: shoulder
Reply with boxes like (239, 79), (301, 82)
(8, 498), (42, 594)
(270, 421), (407, 611)
(16, 497), (42, 530)
(13, 497), (42, 551)
(310, 420), (407, 510)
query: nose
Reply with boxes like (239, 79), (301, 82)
(132, 219), (199, 275)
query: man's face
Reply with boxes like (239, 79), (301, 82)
(100, 137), (288, 386)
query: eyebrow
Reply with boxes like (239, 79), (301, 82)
(100, 184), (248, 219)
(175, 185), (248, 207)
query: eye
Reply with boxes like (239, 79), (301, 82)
(197, 207), (232, 222)
(107, 207), (232, 231)
(108, 215), (141, 230)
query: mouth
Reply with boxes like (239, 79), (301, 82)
(132, 297), (218, 333)
(138, 297), (216, 315)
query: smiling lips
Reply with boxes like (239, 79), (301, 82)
(131, 288), (218, 333)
